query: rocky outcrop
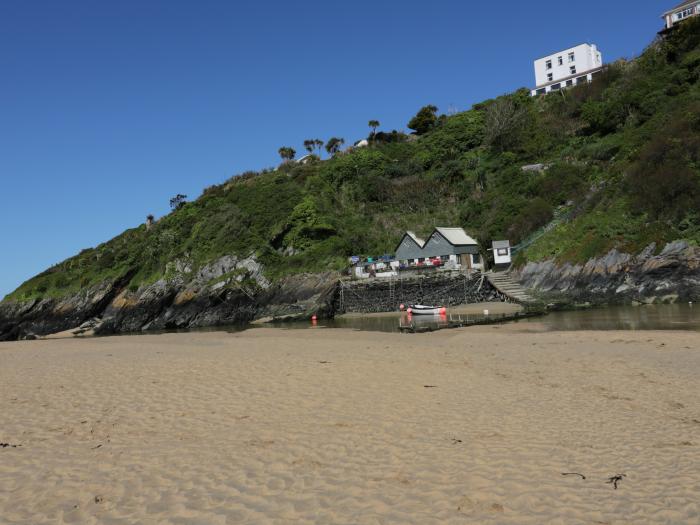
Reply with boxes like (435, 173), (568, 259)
(514, 241), (700, 304)
(0, 255), (339, 341)
(3, 241), (698, 340)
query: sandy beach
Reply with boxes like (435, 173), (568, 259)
(1, 325), (699, 524)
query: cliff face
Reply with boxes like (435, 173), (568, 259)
(514, 241), (700, 305)
(0, 256), (338, 341)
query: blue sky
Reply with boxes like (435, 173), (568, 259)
(0, 1), (671, 298)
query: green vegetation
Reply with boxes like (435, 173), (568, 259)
(325, 137), (345, 156)
(6, 20), (700, 302)
(278, 147), (296, 162)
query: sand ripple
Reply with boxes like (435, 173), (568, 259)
(1, 327), (699, 523)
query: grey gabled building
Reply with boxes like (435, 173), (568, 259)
(395, 227), (484, 270)
(394, 231), (426, 262)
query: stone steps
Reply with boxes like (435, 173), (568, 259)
(486, 272), (537, 305)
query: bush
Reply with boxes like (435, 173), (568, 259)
(507, 198), (554, 243)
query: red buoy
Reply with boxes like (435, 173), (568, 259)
(399, 304), (405, 311)
(439, 307), (447, 315)
(311, 315), (318, 321)
(407, 307), (413, 314)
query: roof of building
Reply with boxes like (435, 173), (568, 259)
(434, 227), (478, 246)
(663, 0), (699, 16)
(492, 240), (510, 249)
(405, 231), (426, 248)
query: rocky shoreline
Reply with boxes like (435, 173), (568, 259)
(514, 241), (700, 306)
(2, 241), (699, 341)
(0, 255), (338, 342)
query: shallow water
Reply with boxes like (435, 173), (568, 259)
(265, 304), (700, 334)
(526, 303), (700, 332)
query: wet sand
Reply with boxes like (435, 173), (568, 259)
(1, 325), (699, 524)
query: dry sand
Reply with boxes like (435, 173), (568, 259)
(1, 325), (699, 524)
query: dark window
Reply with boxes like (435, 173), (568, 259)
(536, 88), (546, 95)
(557, 56), (563, 66)
(545, 60), (552, 70)
(551, 83), (561, 90)
(471, 254), (481, 265)
(566, 79), (573, 86)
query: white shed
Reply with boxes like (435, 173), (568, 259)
(492, 240), (512, 268)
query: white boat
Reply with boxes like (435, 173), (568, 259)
(408, 305), (444, 315)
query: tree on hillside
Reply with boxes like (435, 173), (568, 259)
(169, 194), (187, 211)
(483, 97), (528, 152)
(303, 140), (315, 154)
(407, 105), (439, 135)
(325, 137), (345, 156)
(368, 120), (380, 136)
(278, 147), (296, 162)
(314, 139), (325, 158)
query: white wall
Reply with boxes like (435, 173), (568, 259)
(494, 247), (511, 266)
(533, 43), (602, 88)
(665, 2), (700, 28)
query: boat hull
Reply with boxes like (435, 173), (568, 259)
(408, 305), (444, 315)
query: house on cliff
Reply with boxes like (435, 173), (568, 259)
(531, 43), (604, 96)
(661, 1), (700, 32)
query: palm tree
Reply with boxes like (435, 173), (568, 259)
(278, 147), (296, 162)
(314, 139), (324, 158)
(303, 140), (315, 154)
(325, 137), (345, 156)
(368, 120), (380, 136)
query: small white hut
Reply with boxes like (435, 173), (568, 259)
(491, 240), (512, 269)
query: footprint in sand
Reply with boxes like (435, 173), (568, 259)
(457, 496), (505, 514)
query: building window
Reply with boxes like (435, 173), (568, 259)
(471, 254), (481, 265)
(536, 88), (546, 95)
(566, 79), (574, 86)
(551, 83), (561, 90)
(570, 66), (576, 75)
(547, 73), (553, 82)
(497, 248), (509, 256)
(568, 52), (575, 62)
(677, 7), (695, 20)
(545, 60), (552, 70)
(440, 255), (449, 262)
(557, 56), (563, 66)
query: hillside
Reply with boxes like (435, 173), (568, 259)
(4, 20), (700, 308)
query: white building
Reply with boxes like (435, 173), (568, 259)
(662, 1), (700, 31)
(531, 43), (603, 96)
(491, 240), (512, 269)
